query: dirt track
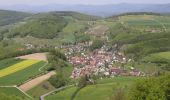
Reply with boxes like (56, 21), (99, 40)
(19, 71), (56, 92)
(16, 53), (47, 61)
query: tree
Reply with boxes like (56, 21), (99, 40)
(47, 49), (67, 63)
(0, 34), (3, 41)
(78, 75), (88, 88)
(128, 74), (170, 100)
(49, 74), (67, 88)
(47, 49), (68, 70)
(90, 39), (104, 51)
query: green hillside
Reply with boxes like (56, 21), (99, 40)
(7, 11), (98, 39)
(107, 14), (170, 60)
(0, 10), (31, 26)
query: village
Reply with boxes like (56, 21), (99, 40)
(61, 42), (145, 79)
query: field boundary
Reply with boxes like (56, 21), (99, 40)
(39, 62), (48, 71)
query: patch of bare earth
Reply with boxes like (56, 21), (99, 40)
(19, 71), (56, 92)
(87, 25), (109, 36)
(16, 53), (47, 61)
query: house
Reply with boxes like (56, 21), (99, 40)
(110, 67), (121, 75)
(130, 69), (141, 76)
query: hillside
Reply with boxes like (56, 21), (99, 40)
(0, 10), (170, 100)
(0, 10), (31, 26)
(107, 14), (170, 64)
(6, 11), (99, 39)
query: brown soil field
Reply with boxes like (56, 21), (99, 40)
(19, 71), (56, 92)
(16, 53), (47, 61)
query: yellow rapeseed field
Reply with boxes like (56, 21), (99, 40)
(0, 59), (40, 78)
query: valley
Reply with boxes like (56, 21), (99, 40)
(0, 10), (169, 100)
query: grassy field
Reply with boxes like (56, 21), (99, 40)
(0, 87), (28, 99)
(119, 15), (166, 31)
(75, 83), (116, 100)
(27, 81), (55, 99)
(75, 77), (142, 100)
(63, 21), (87, 33)
(0, 58), (23, 70)
(0, 59), (40, 77)
(0, 61), (46, 85)
(142, 51), (170, 63)
(46, 87), (77, 100)
(62, 33), (76, 44)
(45, 77), (141, 100)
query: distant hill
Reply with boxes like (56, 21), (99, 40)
(108, 12), (162, 18)
(6, 11), (99, 39)
(1, 4), (170, 17)
(0, 10), (31, 26)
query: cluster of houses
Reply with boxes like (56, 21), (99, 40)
(62, 42), (91, 55)
(63, 43), (144, 79)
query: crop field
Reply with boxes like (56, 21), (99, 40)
(0, 58), (23, 70)
(0, 61), (46, 85)
(0, 59), (40, 78)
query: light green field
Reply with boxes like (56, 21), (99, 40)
(142, 51), (170, 63)
(13, 36), (62, 47)
(46, 87), (77, 100)
(27, 81), (55, 98)
(0, 87), (28, 99)
(0, 61), (46, 85)
(74, 83), (116, 100)
(119, 15), (166, 31)
(63, 22), (86, 33)
(63, 33), (76, 44)
(0, 59), (40, 77)
(45, 77), (141, 100)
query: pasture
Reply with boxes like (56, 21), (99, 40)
(0, 87), (28, 99)
(142, 51), (170, 63)
(45, 77), (141, 100)
(46, 87), (77, 100)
